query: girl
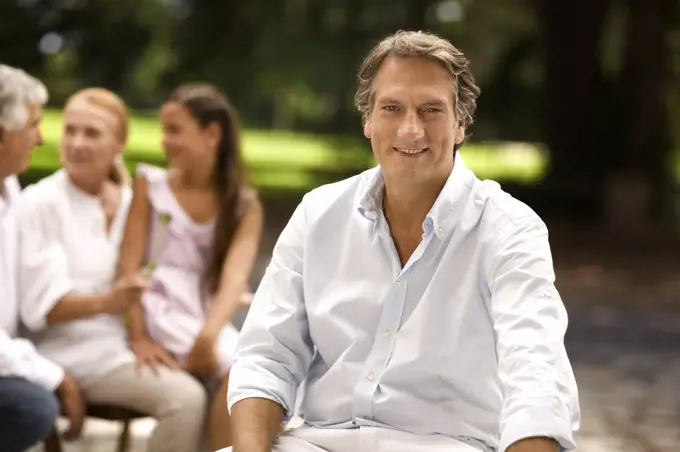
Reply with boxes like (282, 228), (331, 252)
(16, 88), (208, 451)
(118, 83), (263, 450)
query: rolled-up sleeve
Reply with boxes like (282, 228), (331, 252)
(227, 197), (314, 423)
(16, 191), (73, 332)
(488, 217), (580, 452)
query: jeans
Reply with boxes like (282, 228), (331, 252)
(0, 377), (59, 452)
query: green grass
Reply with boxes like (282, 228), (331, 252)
(30, 109), (550, 192)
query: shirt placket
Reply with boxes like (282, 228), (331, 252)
(351, 217), (436, 426)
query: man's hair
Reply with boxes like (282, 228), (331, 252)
(355, 30), (481, 130)
(0, 64), (48, 131)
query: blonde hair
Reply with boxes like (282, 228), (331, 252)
(355, 30), (481, 134)
(65, 88), (131, 186)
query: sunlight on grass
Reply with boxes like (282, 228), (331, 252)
(461, 142), (547, 183)
(251, 170), (316, 190)
(34, 109), (551, 191)
(40, 110), (373, 171)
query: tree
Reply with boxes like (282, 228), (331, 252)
(538, 0), (677, 227)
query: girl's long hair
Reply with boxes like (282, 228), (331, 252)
(166, 83), (251, 294)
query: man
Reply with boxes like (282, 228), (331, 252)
(227, 31), (580, 452)
(0, 64), (85, 451)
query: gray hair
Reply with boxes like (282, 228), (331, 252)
(355, 30), (480, 128)
(0, 64), (48, 131)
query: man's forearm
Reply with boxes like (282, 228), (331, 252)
(231, 397), (285, 452)
(507, 437), (559, 452)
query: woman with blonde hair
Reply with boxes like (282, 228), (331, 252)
(15, 88), (207, 451)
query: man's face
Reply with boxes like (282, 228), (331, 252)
(0, 102), (43, 178)
(363, 56), (465, 185)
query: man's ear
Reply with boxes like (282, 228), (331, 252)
(363, 119), (371, 140)
(454, 119), (465, 145)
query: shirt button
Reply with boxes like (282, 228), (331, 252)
(384, 329), (392, 337)
(395, 281), (401, 287)
(438, 226), (444, 233)
(367, 372), (375, 381)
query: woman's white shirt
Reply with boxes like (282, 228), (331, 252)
(16, 170), (135, 382)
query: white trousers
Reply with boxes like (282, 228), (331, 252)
(218, 425), (484, 452)
(81, 362), (207, 452)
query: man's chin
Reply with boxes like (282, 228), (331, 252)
(18, 157), (32, 174)
(2, 159), (31, 178)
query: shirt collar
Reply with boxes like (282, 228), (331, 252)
(357, 168), (384, 221)
(0, 176), (21, 216)
(357, 152), (474, 236)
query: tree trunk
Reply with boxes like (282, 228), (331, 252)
(539, 0), (673, 227)
(539, 0), (613, 212)
(602, 0), (673, 230)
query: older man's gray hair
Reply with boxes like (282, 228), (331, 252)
(0, 64), (48, 131)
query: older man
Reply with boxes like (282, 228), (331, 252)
(227, 31), (580, 452)
(0, 64), (84, 451)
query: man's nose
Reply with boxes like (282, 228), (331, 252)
(397, 110), (425, 141)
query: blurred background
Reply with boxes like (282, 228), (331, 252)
(3, 0), (680, 451)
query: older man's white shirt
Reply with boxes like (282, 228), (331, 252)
(228, 153), (580, 452)
(0, 176), (63, 390)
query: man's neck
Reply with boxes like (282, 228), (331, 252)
(0, 170), (10, 196)
(383, 175), (448, 234)
(0, 172), (12, 201)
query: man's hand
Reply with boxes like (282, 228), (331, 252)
(56, 372), (85, 441)
(103, 273), (147, 314)
(130, 337), (180, 374)
(183, 332), (219, 377)
(507, 437), (560, 452)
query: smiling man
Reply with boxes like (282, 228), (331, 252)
(0, 64), (89, 451)
(227, 31), (580, 452)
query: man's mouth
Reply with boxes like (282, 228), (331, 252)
(394, 147), (427, 156)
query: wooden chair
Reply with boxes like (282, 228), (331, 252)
(44, 405), (148, 452)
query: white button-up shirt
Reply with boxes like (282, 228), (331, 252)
(0, 176), (64, 390)
(228, 153), (580, 452)
(15, 170), (135, 383)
